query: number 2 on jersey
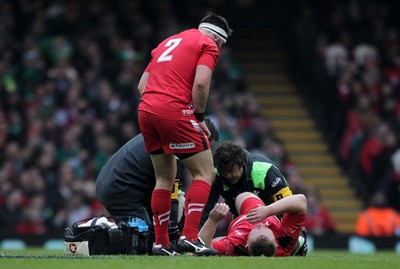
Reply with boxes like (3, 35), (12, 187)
(157, 38), (182, 63)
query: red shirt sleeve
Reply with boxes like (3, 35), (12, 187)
(197, 35), (220, 71)
(211, 237), (237, 256)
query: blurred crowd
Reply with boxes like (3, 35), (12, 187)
(283, 0), (400, 212)
(0, 0), (307, 235)
(7, 0), (398, 238)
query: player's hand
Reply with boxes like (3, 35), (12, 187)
(209, 203), (230, 223)
(199, 121), (211, 138)
(246, 206), (270, 223)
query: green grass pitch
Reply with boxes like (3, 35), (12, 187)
(0, 249), (398, 269)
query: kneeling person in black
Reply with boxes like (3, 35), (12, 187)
(95, 118), (219, 250)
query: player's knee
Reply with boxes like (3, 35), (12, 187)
(235, 192), (258, 211)
(237, 192), (258, 201)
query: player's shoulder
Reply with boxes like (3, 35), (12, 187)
(250, 152), (275, 165)
(183, 29), (218, 48)
(175, 29), (201, 39)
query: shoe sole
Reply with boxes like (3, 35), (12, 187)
(196, 249), (218, 256)
(177, 245), (218, 256)
(182, 251), (218, 257)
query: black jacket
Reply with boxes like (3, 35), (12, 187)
(201, 151), (292, 225)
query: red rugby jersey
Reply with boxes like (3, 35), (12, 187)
(138, 29), (220, 119)
(212, 213), (305, 256)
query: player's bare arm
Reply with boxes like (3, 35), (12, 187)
(247, 194), (307, 223)
(192, 65), (212, 113)
(199, 203), (230, 247)
(192, 65), (212, 137)
(138, 71), (150, 96)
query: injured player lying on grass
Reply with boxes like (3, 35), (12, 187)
(199, 192), (308, 256)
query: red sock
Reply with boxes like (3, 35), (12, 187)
(152, 189), (171, 247)
(182, 180), (211, 241)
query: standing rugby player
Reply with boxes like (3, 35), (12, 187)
(137, 13), (232, 256)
